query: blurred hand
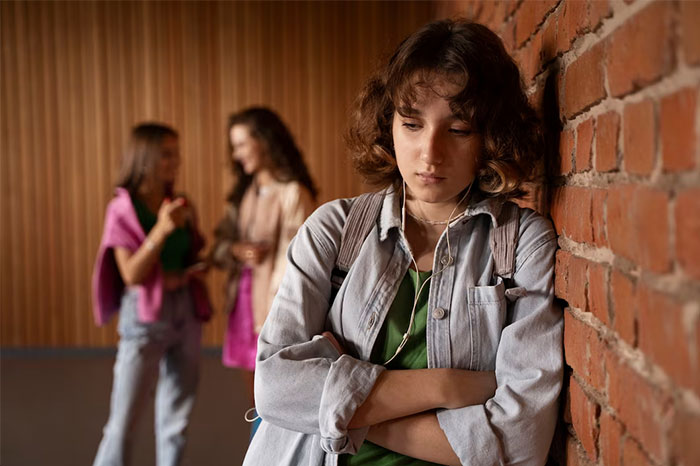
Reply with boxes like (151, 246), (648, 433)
(232, 241), (271, 265)
(155, 197), (187, 236)
(185, 261), (209, 280)
(169, 196), (192, 228)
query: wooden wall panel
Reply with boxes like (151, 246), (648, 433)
(0, 0), (435, 347)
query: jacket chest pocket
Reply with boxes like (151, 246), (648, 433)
(466, 276), (507, 371)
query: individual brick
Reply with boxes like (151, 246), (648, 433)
(576, 118), (594, 172)
(563, 41), (606, 117)
(560, 128), (575, 174)
(590, 189), (608, 247)
(610, 269), (636, 347)
(557, 0), (589, 54)
(637, 285), (698, 394)
(517, 27), (544, 84)
(595, 111), (620, 172)
(555, 249), (570, 299)
(564, 311), (606, 391)
(599, 411), (622, 466)
(514, 0), (558, 48)
(569, 377), (600, 461)
(623, 99), (656, 176)
(606, 350), (672, 462)
(681, 0), (700, 65)
(607, 185), (670, 273)
(660, 88), (696, 172)
(568, 255), (589, 311)
(550, 186), (594, 244)
(588, 263), (609, 325)
(671, 408), (700, 466)
(675, 188), (700, 281)
(606, 1), (674, 97)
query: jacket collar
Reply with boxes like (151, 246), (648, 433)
(377, 187), (506, 241)
(378, 188), (402, 241)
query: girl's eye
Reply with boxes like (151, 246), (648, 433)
(449, 128), (472, 136)
(402, 122), (420, 131)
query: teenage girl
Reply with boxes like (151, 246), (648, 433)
(243, 19), (562, 466)
(92, 123), (211, 466)
(210, 108), (317, 413)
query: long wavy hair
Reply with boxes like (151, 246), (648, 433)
(227, 107), (317, 207)
(116, 123), (178, 197)
(346, 19), (544, 200)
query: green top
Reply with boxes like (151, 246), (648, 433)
(339, 268), (440, 466)
(131, 195), (190, 271)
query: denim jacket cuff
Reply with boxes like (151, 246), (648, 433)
(437, 405), (504, 466)
(318, 354), (385, 454)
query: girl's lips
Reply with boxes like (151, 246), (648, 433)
(416, 172), (445, 184)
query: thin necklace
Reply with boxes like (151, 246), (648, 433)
(406, 211), (448, 225)
(406, 209), (468, 225)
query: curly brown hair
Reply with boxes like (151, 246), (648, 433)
(347, 19), (543, 199)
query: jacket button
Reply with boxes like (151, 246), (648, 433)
(367, 312), (377, 330)
(432, 307), (446, 320)
(440, 256), (453, 266)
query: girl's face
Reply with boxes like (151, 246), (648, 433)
(392, 76), (482, 206)
(155, 135), (181, 185)
(230, 124), (267, 175)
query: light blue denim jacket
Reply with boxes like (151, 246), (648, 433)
(244, 189), (562, 466)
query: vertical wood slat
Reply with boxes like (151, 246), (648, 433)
(3, 1), (21, 345)
(0, 0), (435, 347)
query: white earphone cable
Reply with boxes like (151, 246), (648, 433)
(384, 181), (473, 365)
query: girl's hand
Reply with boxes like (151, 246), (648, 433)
(185, 261), (209, 280)
(169, 196), (192, 228)
(155, 197), (187, 237)
(232, 241), (271, 265)
(321, 331), (346, 355)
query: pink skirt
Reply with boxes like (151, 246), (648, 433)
(222, 267), (258, 371)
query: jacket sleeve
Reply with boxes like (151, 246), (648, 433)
(254, 201), (386, 455)
(437, 212), (563, 466)
(265, 184), (316, 322)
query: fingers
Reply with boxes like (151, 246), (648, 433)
(161, 197), (190, 228)
(243, 244), (269, 264)
(160, 196), (186, 211)
(183, 262), (209, 283)
(167, 197), (187, 213)
(187, 261), (208, 274)
(322, 331), (346, 355)
(244, 248), (256, 262)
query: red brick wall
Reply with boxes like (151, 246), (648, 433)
(435, 1), (700, 465)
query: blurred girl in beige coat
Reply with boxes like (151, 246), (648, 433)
(210, 107), (317, 408)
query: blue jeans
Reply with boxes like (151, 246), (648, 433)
(93, 287), (202, 466)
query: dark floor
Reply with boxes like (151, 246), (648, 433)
(1, 349), (251, 466)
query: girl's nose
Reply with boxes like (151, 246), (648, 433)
(419, 131), (444, 165)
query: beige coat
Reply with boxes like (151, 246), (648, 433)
(211, 181), (315, 332)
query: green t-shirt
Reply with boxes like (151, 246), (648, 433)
(131, 195), (190, 271)
(339, 268), (441, 466)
